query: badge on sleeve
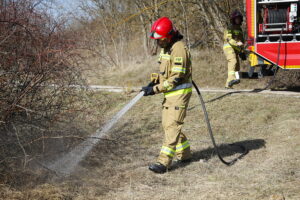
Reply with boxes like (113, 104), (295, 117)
(174, 57), (183, 65)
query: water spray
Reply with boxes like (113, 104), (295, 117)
(48, 91), (145, 175)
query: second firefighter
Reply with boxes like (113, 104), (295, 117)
(223, 10), (246, 89)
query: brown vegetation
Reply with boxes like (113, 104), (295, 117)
(76, 0), (244, 68)
(1, 0), (299, 199)
(0, 0), (86, 185)
(1, 92), (300, 199)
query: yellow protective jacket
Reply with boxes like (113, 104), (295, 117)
(223, 24), (244, 52)
(153, 40), (192, 108)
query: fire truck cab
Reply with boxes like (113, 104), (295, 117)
(246, 0), (300, 77)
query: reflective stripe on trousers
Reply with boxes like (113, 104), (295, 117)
(176, 140), (190, 152)
(160, 146), (175, 157)
(228, 71), (240, 80)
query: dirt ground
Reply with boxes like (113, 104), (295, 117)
(1, 90), (299, 200)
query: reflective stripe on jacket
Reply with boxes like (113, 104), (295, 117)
(154, 40), (192, 107)
(223, 24), (244, 52)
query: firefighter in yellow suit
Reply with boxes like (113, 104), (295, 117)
(142, 17), (192, 173)
(223, 10), (245, 88)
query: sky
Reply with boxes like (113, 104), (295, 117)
(47, 0), (83, 19)
(55, 0), (80, 12)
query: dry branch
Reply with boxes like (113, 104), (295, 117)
(0, 0), (85, 181)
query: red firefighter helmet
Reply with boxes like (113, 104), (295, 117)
(230, 10), (243, 23)
(150, 17), (175, 39)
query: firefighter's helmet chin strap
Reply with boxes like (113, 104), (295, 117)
(192, 80), (249, 166)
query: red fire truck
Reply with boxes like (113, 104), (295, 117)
(246, 0), (300, 77)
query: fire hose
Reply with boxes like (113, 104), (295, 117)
(192, 80), (248, 166)
(192, 27), (284, 166)
(141, 27), (285, 167)
(143, 76), (249, 166)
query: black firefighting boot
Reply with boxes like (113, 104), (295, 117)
(228, 79), (240, 87)
(174, 158), (192, 164)
(172, 158), (192, 168)
(149, 163), (167, 174)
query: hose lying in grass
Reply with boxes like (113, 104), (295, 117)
(192, 80), (249, 166)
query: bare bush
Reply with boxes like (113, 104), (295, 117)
(0, 0), (85, 182)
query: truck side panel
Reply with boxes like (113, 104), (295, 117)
(256, 42), (300, 69)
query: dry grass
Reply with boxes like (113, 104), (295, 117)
(1, 45), (299, 200)
(82, 54), (158, 87)
(1, 91), (299, 200)
(0, 90), (132, 189)
(82, 49), (267, 90)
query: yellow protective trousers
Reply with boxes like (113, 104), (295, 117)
(157, 106), (191, 167)
(223, 44), (240, 87)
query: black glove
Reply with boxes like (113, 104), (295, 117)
(147, 81), (155, 87)
(141, 86), (155, 96)
(239, 52), (247, 60)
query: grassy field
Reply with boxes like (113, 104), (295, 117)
(1, 90), (299, 200)
(82, 49), (268, 90)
